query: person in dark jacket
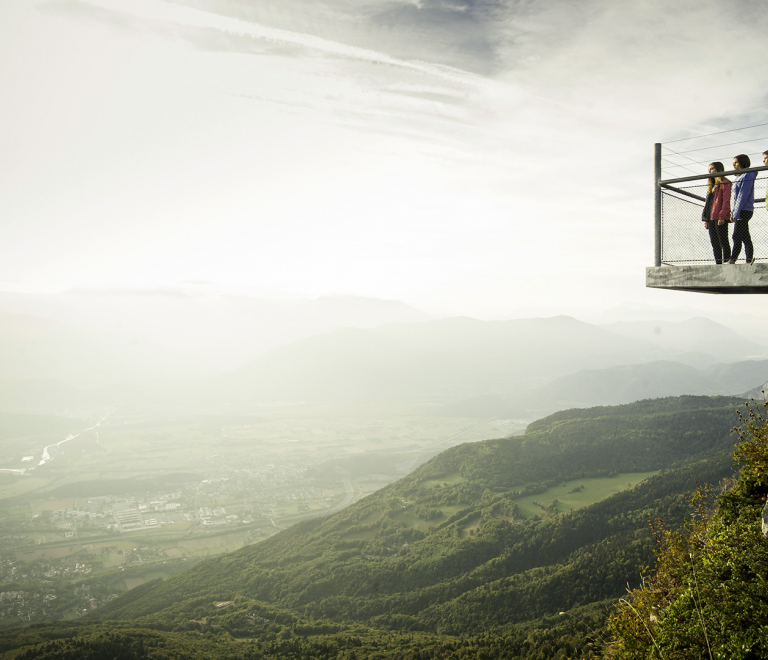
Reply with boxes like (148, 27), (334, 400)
(728, 153), (756, 264)
(702, 161), (731, 264)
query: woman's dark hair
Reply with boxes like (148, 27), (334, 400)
(735, 154), (751, 168)
(707, 161), (725, 194)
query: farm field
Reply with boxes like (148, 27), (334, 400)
(513, 471), (659, 518)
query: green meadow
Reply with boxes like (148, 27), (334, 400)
(513, 471), (659, 518)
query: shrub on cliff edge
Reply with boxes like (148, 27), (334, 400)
(606, 400), (768, 660)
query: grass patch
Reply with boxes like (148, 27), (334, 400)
(513, 471), (658, 518)
(389, 508), (441, 531)
(102, 552), (125, 568)
(0, 477), (49, 499)
(30, 499), (76, 512)
(356, 510), (382, 526)
(162, 521), (194, 532)
(344, 528), (378, 541)
(124, 577), (147, 590)
(420, 472), (466, 488)
(459, 513), (481, 538)
(16, 545), (80, 562)
(438, 504), (469, 518)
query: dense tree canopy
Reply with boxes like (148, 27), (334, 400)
(607, 400), (768, 659)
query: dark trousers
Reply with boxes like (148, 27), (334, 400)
(707, 221), (731, 263)
(731, 210), (754, 262)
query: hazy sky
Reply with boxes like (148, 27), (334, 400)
(3, 0), (768, 318)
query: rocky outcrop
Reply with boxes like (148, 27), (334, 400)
(763, 497), (768, 538)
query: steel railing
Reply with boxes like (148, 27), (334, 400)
(654, 143), (768, 266)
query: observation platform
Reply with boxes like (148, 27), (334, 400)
(646, 263), (768, 294)
(648, 139), (768, 294)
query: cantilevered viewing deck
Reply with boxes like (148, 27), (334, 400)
(647, 263), (768, 294)
(646, 136), (768, 294)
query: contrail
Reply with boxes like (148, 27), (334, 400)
(80, 0), (489, 87)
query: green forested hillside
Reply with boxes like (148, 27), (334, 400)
(608, 401), (768, 659)
(0, 396), (749, 659)
(423, 395), (739, 488)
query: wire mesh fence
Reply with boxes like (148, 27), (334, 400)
(660, 174), (768, 264)
(661, 122), (768, 181)
(656, 123), (768, 266)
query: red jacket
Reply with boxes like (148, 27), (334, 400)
(710, 180), (731, 222)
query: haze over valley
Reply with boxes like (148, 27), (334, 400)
(1, 290), (767, 414)
(1, 288), (768, 642)
(4, 0), (768, 656)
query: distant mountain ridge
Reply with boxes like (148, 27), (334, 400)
(601, 317), (766, 363)
(223, 315), (664, 403)
(218, 316), (768, 410)
(0, 311), (199, 390)
(0, 290), (431, 373)
(532, 358), (768, 413)
(1, 307), (765, 416)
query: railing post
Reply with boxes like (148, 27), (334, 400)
(654, 142), (662, 267)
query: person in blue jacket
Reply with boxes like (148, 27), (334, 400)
(728, 153), (756, 264)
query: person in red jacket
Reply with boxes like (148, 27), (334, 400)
(702, 161), (731, 264)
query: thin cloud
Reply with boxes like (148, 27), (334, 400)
(42, 0), (488, 86)
(169, 0), (507, 74)
(7, 0), (768, 316)
(381, 87), (469, 105)
(37, 0), (495, 153)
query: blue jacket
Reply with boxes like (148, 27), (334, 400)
(732, 171), (756, 218)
